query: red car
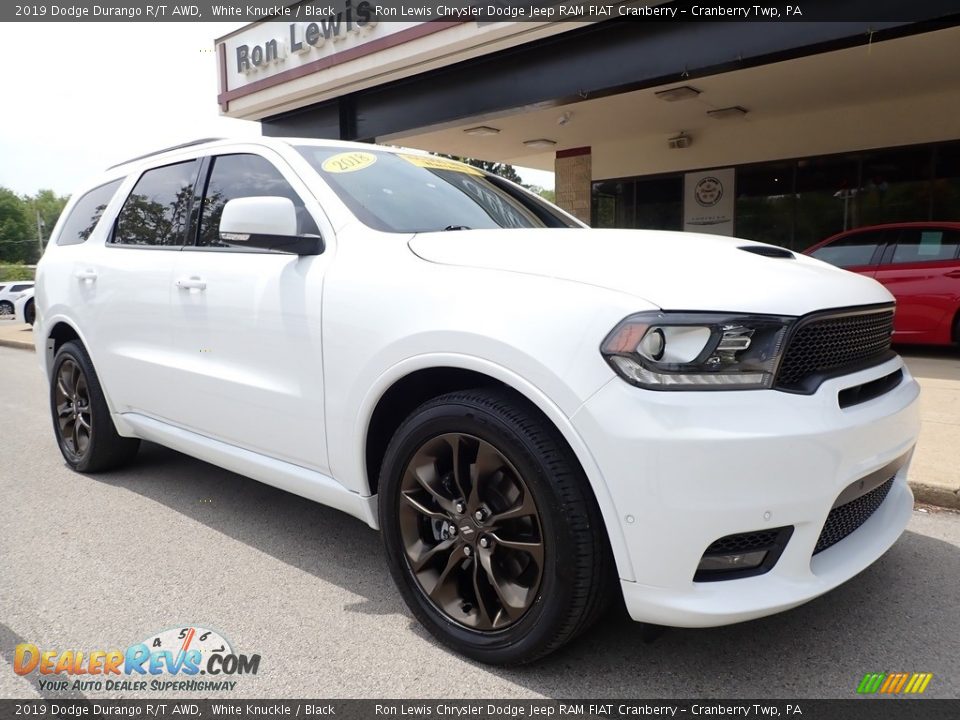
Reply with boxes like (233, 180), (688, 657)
(805, 222), (960, 346)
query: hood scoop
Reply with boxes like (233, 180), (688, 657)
(738, 245), (795, 259)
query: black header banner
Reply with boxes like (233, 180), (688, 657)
(0, 700), (958, 720)
(5, 0), (960, 23)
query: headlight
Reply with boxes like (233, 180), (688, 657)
(600, 311), (792, 390)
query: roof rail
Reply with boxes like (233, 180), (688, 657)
(107, 138), (224, 170)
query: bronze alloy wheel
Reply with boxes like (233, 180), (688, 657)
(54, 357), (93, 461)
(398, 432), (544, 631)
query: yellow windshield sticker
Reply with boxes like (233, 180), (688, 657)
(321, 151), (377, 174)
(399, 154), (483, 176)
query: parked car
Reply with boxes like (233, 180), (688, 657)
(34, 138), (920, 664)
(14, 287), (35, 326)
(805, 222), (960, 346)
(0, 281), (35, 316)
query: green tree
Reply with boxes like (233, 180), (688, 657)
(29, 189), (69, 247)
(0, 188), (34, 264)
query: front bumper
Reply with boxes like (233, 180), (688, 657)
(571, 355), (920, 627)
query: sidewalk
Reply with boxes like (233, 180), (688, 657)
(1, 317), (957, 508)
(901, 349), (960, 510)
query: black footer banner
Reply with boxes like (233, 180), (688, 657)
(1, 700), (956, 720)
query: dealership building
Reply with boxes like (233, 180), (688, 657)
(216, 1), (960, 249)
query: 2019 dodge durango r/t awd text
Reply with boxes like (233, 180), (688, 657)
(34, 138), (920, 664)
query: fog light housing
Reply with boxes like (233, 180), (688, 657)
(697, 550), (768, 574)
(694, 526), (794, 582)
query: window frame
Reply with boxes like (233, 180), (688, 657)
(812, 229), (891, 268)
(107, 158), (204, 250)
(184, 151), (324, 254)
(879, 227), (960, 266)
(55, 179), (124, 247)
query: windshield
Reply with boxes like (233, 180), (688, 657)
(296, 146), (576, 233)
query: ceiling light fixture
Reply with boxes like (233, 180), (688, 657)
(523, 139), (558, 149)
(655, 85), (701, 102)
(463, 126), (501, 136)
(707, 106), (749, 119)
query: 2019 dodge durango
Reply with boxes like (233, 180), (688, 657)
(34, 138), (920, 663)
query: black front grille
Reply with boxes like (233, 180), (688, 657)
(814, 478), (894, 554)
(775, 307), (894, 392)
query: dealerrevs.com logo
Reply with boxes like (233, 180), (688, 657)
(13, 626), (259, 693)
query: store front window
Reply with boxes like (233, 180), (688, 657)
(593, 140), (960, 250)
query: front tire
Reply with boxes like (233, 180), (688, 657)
(0, 300), (12, 316)
(24, 299), (35, 326)
(379, 388), (612, 664)
(50, 341), (140, 472)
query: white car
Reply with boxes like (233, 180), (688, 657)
(0, 281), (34, 316)
(14, 287), (35, 326)
(34, 138), (920, 664)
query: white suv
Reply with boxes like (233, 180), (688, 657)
(35, 138), (920, 664)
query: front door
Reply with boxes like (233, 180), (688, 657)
(166, 152), (333, 473)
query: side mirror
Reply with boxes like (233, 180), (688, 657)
(219, 196), (323, 255)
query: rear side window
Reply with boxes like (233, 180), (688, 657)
(8, 283), (33, 292)
(195, 153), (319, 248)
(56, 180), (123, 246)
(112, 160), (200, 246)
(811, 231), (887, 268)
(890, 229), (960, 264)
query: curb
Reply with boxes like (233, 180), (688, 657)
(0, 337), (34, 351)
(910, 481), (960, 512)
(2, 333), (958, 512)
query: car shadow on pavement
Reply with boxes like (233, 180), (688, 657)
(90, 442), (960, 698)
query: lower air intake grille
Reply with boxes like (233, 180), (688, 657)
(704, 529), (782, 555)
(814, 478), (894, 554)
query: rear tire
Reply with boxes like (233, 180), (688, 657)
(50, 341), (139, 473)
(0, 300), (12, 316)
(378, 388), (613, 664)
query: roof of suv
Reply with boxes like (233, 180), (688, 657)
(105, 137), (435, 174)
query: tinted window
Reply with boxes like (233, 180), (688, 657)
(890, 229), (960, 264)
(196, 154), (319, 247)
(296, 147), (574, 233)
(9, 284), (33, 292)
(57, 180), (123, 246)
(811, 232), (886, 268)
(112, 160), (199, 246)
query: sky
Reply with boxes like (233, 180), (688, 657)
(0, 23), (554, 198)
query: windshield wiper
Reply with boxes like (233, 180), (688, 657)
(442, 225), (471, 231)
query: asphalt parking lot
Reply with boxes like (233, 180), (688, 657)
(1, 343), (959, 700)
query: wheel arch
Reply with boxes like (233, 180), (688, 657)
(44, 317), (87, 379)
(358, 356), (635, 581)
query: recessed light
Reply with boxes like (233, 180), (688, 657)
(707, 106), (749, 119)
(523, 139), (558, 149)
(463, 126), (501, 136)
(655, 85), (701, 102)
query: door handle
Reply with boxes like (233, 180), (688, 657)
(176, 277), (207, 291)
(75, 269), (97, 282)
(945, 269), (960, 279)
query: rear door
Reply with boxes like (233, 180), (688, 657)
(86, 159), (202, 418)
(166, 151), (334, 473)
(873, 228), (960, 342)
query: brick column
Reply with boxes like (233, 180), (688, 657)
(554, 147), (592, 225)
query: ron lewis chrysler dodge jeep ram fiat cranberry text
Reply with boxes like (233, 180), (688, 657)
(34, 138), (920, 664)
